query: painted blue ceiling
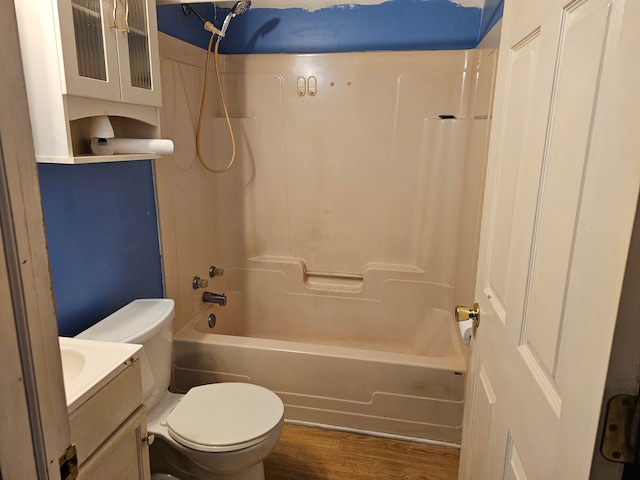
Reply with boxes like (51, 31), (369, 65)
(157, 0), (504, 54)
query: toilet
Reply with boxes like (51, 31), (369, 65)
(76, 299), (284, 480)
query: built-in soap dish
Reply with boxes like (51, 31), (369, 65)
(303, 268), (364, 292)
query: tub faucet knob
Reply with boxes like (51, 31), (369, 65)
(209, 266), (224, 277)
(193, 276), (209, 289)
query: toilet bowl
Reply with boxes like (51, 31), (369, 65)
(76, 299), (284, 480)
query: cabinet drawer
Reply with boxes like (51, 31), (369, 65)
(70, 359), (143, 465)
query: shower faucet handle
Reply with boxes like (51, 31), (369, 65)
(209, 266), (224, 278)
(193, 276), (209, 289)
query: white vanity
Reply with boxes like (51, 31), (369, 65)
(59, 337), (151, 479)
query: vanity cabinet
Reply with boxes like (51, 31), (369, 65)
(78, 406), (151, 480)
(70, 358), (151, 480)
(13, 0), (164, 163)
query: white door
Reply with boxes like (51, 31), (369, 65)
(458, 0), (640, 478)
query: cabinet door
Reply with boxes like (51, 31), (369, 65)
(117, 0), (163, 106)
(78, 406), (151, 480)
(57, 0), (122, 102)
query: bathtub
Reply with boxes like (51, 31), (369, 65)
(172, 263), (467, 445)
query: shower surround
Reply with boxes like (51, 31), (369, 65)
(155, 33), (496, 443)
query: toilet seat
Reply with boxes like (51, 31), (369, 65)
(166, 383), (284, 453)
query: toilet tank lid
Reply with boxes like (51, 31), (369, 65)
(75, 299), (175, 344)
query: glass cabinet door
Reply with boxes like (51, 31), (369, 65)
(125, 0), (152, 90)
(60, 0), (121, 101)
(118, 0), (162, 106)
(71, 0), (107, 81)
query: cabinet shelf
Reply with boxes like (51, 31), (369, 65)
(40, 153), (164, 165)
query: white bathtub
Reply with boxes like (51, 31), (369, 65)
(172, 295), (467, 445)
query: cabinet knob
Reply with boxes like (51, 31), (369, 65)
(142, 434), (155, 445)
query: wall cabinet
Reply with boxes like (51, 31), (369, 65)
(14, 0), (165, 163)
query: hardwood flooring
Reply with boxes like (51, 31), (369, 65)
(264, 424), (460, 480)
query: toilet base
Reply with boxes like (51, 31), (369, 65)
(151, 464), (264, 480)
(150, 434), (268, 480)
(151, 474), (184, 480)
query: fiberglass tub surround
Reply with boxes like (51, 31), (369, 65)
(156, 34), (496, 443)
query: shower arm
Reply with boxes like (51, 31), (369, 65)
(182, 4), (225, 37)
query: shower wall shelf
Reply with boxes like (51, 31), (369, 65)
(14, 0), (165, 164)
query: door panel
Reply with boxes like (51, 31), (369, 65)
(522, 0), (615, 380)
(486, 32), (540, 309)
(505, 442), (529, 480)
(461, 361), (498, 479)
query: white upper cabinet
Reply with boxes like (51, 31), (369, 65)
(59, 0), (162, 106)
(14, 0), (164, 163)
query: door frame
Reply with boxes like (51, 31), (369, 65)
(0, 3), (71, 478)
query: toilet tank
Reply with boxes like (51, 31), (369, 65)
(75, 299), (175, 409)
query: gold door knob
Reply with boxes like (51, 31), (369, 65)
(456, 302), (480, 328)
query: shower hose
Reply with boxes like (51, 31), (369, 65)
(196, 33), (236, 173)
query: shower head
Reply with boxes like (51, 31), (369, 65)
(220, 1), (251, 36)
(230, 0), (251, 16)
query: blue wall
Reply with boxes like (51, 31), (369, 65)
(39, 0), (502, 336)
(158, 0), (504, 54)
(38, 161), (163, 336)
(158, 0), (487, 54)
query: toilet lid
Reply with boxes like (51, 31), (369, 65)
(166, 383), (284, 452)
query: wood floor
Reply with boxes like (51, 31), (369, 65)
(264, 424), (460, 480)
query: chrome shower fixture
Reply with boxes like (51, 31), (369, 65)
(220, 1), (252, 37)
(182, 3), (225, 37)
(182, 2), (251, 38)
(181, 4), (208, 25)
(230, 0), (251, 15)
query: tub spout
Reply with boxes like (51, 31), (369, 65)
(203, 291), (227, 306)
